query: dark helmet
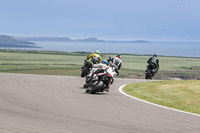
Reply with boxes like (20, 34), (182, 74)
(153, 54), (157, 57)
(116, 54), (121, 58)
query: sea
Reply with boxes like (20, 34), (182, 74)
(1, 40), (200, 58)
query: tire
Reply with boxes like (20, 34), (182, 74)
(89, 81), (100, 94)
(81, 67), (88, 77)
(99, 83), (106, 92)
(145, 69), (151, 79)
(83, 84), (88, 88)
(84, 77), (92, 88)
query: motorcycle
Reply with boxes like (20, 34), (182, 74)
(145, 62), (157, 79)
(81, 57), (100, 77)
(86, 67), (115, 94)
(81, 60), (93, 77)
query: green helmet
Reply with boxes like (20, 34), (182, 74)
(95, 50), (100, 55)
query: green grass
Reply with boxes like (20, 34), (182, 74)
(121, 55), (200, 71)
(0, 50), (85, 76)
(1, 49), (200, 114)
(123, 80), (200, 114)
(0, 49), (200, 79)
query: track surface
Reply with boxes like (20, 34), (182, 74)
(0, 73), (200, 133)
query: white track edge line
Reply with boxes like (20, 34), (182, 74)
(119, 84), (200, 117)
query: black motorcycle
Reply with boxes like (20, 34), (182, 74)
(81, 56), (100, 77)
(145, 63), (157, 79)
(85, 71), (113, 94)
(81, 60), (94, 77)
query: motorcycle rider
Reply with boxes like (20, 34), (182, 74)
(81, 50), (102, 69)
(107, 54), (122, 70)
(86, 50), (102, 64)
(87, 59), (108, 78)
(81, 50), (102, 77)
(85, 60), (118, 92)
(84, 59), (108, 88)
(147, 54), (159, 73)
(107, 54), (121, 78)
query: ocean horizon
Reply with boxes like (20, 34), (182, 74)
(1, 40), (200, 58)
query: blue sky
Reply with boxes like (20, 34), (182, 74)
(0, 0), (200, 41)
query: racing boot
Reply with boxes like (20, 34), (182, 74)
(83, 84), (88, 88)
(105, 87), (109, 92)
(85, 88), (90, 93)
(103, 85), (110, 92)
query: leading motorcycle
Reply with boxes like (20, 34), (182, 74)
(145, 62), (157, 79)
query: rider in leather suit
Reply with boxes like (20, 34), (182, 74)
(86, 50), (102, 64)
(85, 60), (118, 92)
(147, 54), (159, 73)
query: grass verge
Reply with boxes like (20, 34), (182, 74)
(123, 80), (200, 114)
(0, 49), (200, 79)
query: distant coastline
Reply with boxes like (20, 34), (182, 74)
(0, 36), (200, 57)
(0, 35), (40, 48)
(17, 36), (151, 43)
(0, 34), (150, 48)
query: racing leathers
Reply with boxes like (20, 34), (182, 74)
(86, 63), (118, 92)
(81, 53), (102, 71)
(147, 56), (159, 73)
(87, 53), (102, 64)
(108, 56), (122, 70)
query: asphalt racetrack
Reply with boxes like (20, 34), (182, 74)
(0, 73), (200, 133)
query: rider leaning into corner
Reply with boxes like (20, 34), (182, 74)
(86, 50), (102, 64)
(107, 54), (122, 70)
(86, 60), (118, 92)
(81, 50), (102, 69)
(147, 54), (160, 73)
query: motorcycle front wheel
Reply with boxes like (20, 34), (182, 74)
(81, 67), (88, 77)
(88, 81), (100, 94)
(145, 69), (151, 79)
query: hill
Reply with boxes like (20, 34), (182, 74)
(0, 35), (39, 48)
(18, 36), (150, 43)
